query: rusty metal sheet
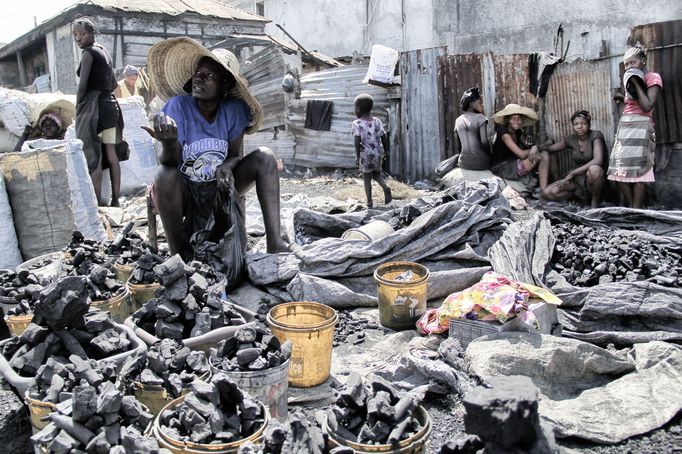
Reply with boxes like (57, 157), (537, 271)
(396, 47), (447, 182)
(437, 54), (484, 159)
(628, 20), (682, 144)
(492, 53), (536, 113)
(545, 59), (615, 150)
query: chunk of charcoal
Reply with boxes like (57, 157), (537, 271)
(120, 396), (142, 420)
(167, 373), (184, 397)
(170, 346), (191, 370)
(73, 386), (98, 422)
(70, 329), (95, 344)
(267, 351), (282, 367)
(34, 276), (90, 330)
(211, 374), (243, 405)
(96, 381), (122, 414)
(262, 334), (281, 352)
(191, 308), (213, 337)
(31, 422), (60, 445)
(189, 273), (208, 295)
(387, 415), (412, 443)
(367, 390), (395, 420)
(165, 277), (189, 301)
(339, 372), (366, 409)
(140, 369), (164, 386)
(234, 326), (257, 343)
(85, 431), (111, 454)
(239, 395), (261, 420)
(248, 356), (269, 371)
(153, 255), (189, 286)
(359, 420), (391, 443)
(191, 381), (220, 405)
(156, 301), (183, 321)
(48, 430), (80, 453)
(14, 342), (49, 375)
(146, 350), (168, 375)
(91, 328), (130, 356)
(184, 394), (218, 419)
(186, 351), (209, 373)
(155, 320), (184, 339)
(210, 311), (226, 329)
(326, 410), (357, 442)
(189, 422), (212, 443)
(180, 407), (206, 430)
(280, 340), (292, 360)
(121, 432), (159, 453)
(237, 348), (261, 368)
(19, 323), (49, 345)
(217, 337), (239, 358)
(104, 423), (120, 446)
(45, 374), (65, 403)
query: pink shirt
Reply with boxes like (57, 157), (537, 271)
(623, 72), (662, 117)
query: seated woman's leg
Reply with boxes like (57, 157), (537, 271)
(154, 165), (191, 259)
(586, 165), (604, 208)
(537, 151), (551, 190)
(541, 179), (577, 201)
(234, 147), (289, 253)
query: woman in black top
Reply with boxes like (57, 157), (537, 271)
(73, 17), (122, 207)
(490, 104), (540, 181)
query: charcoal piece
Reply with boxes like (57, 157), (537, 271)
(73, 386), (98, 422)
(186, 351), (209, 373)
(147, 350), (168, 375)
(70, 329), (95, 344)
(165, 276), (189, 301)
(239, 395), (261, 420)
(211, 374), (243, 406)
(83, 310), (114, 334)
(207, 409), (225, 434)
(234, 326), (257, 343)
(189, 273), (208, 294)
(393, 392), (419, 422)
(191, 381), (220, 406)
(210, 311), (226, 329)
(179, 407), (206, 430)
(118, 350), (146, 381)
(158, 338), (176, 359)
(339, 372), (366, 409)
(19, 323), (49, 345)
(14, 341), (48, 375)
(153, 255), (189, 286)
(56, 399), (74, 417)
(96, 381), (122, 414)
(280, 340), (292, 360)
(218, 337), (239, 358)
(155, 320), (184, 339)
(156, 301), (183, 321)
(91, 329), (130, 357)
(101, 411), (119, 426)
(85, 431), (111, 454)
(262, 334), (281, 352)
(387, 415), (412, 443)
(104, 423), (120, 446)
(36, 358), (69, 387)
(267, 352), (282, 368)
(248, 356), (268, 371)
(369, 374), (401, 403)
(205, 292), (222, 310)
(223, 413), (241, 432)
(358, 420), (391, 443)
(48, 430), (80, 453)
(170, 346), (191, 370)
(167, 373), (184, 397)
(31, 422), (60, 445)
(121, 432), (159, 453)
(438, 435), (484, 454)
(367, 390), (395, 421)
(191, 308), (212, 337)
(182, 294), (199, 320)
(45, 374), (66, 403)
(120, 396), (143, 420)
(184, 394), (220, 420)
(190, 422), (212, 443)
(34, 276), (89, 330)
(140, 368), (165, 386)
(49, 413), (96, 445)
(347, 415), (363, 431)
(237, 348), (261, 368)
(220, 358), (237, 371)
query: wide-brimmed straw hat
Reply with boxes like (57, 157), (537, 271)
(147, 37), (262, 134)
(492, 104), (538, 127)
(30, 99), (76, 131)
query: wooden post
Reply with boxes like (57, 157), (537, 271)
(16, 50), (27, 87)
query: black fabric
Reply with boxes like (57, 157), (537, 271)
(101, 100), (128, 170)
(77, 45), (117, 93)
(304, 100), (333, 131)
(76, 91), (122, 172)
(528, 52), (560, 98)
(491, 125), (522, 166)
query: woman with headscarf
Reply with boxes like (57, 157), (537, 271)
(114, 65), (141, 98)
(607, 45), (662, 208)
(144, 37), (289, 261)
(72, 16), (123, 207)
(490, 104), (540, 180)
(454, 87), (491, 170)
(14, 112), (67, 151)
(538, 110), (606, 208)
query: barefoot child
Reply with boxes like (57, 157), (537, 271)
(352, 94), (392, 208)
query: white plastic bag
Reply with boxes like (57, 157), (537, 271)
(0, 172), (23, 268)
(362, 44), (399, 85)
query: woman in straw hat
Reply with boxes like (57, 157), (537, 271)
(13, 108), (71, 151)
(490, 104), (541, 181)
(607, 45), (661, 208)
(145, 37), (289, 260)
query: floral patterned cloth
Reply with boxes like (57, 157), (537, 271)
(416, 271), (562, 334)
(352, 116), (385, 173)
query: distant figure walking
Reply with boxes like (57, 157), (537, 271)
(352, 93), (392, 208)
(114, 65), (142, 98)
(73, 16), (123, 207)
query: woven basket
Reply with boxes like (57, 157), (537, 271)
(449, 318), (502, 348)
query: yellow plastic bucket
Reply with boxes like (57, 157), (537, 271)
(113, 262), (134, 284)
(152, 394), (269, 453)
(91, 286), (133, 324)
(325, 405), (432, 453)
(133, 371), (210, 416)
(374, 261), (430, 331)
(127, 280), (160, 314)
(266, 302), (337, 388)
(25, 392), (57, 434)
(4, 314), (33, 336)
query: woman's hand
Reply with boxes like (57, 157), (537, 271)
(528, 145), (541, 165)
(557, 174), (573, 189)
(215, 161), (234, 192)
(142, 112), (177, 142)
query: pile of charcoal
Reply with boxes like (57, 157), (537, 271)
(127, 250), (167, 285)
(119, 338), (210, 398)
(210, 324), (291, 372)
(326, 372), (425, 446)
(158, 374), (265, 444)
(551, 222), (682, 287)
(31, 381), (160, 452)
(333, 311), (383, 347)
(1, 269), (46, 315)
(105, 221), (160, 264)
(1, 278), (134, 376)
(239, 410), (329, 454)
(131, 255), (244, 339)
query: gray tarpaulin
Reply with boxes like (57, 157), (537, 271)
(468, 333), (682, 444)
(246, 179), (511, 307)
(488, 209), (682, 346)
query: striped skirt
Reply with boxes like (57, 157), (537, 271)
(607, 114), (655, 182)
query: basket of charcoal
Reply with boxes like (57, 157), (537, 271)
(15, 252), (64, 283)
(152, 374), (270, 453)
(0, 276), (146, 397)
(118, 338), (212, 416)
(323, 372), (432, 453)
(1, 269), (50, 336)
(125, 254), (254, 353)
(448, 318), (502, 349)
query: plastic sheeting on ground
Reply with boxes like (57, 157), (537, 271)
(0, 172), (22, 268)
(488, 209), (682, 346)
(246, 179), (512, 307)
(467, 332), (682, 444)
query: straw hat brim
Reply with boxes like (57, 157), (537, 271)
(492, 104), (538, 127)
(147, 37), (262, 134)
(31, 99), (76, 131)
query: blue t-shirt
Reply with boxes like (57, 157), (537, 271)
(162, 95), (250, 182)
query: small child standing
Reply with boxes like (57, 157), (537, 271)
(352, 94), (392, 208)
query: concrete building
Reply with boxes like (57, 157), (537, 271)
(0, 0), (268, 92)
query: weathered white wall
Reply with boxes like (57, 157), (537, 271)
(257, 0), (682, 58)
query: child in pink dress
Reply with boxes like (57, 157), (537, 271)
(352, 94), (392, 208)
(607, 45), (662, 208)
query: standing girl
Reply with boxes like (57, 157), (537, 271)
(73, 16), (122, 207)
(607, 45), (662, 208)
(352, 94), (392, 208)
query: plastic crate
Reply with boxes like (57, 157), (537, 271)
(449, 318), (502, 348)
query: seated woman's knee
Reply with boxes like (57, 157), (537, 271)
(251, 146), (278, 168)
(587, 165), (604, 179)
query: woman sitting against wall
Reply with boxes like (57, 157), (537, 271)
(490, 104), (541, 181)
(537, 110), (606, 208)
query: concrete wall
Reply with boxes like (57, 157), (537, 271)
(259, 0), (682, 58)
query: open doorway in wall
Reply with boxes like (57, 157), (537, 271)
(256, 1), (265, 16)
